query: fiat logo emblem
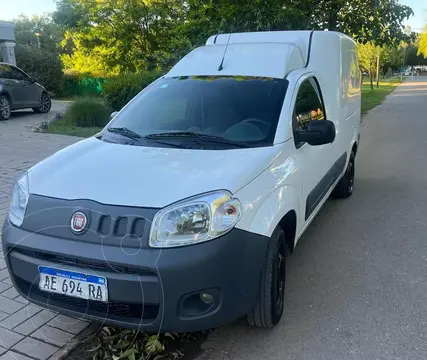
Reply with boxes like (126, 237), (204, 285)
(70, 212), (88, 233)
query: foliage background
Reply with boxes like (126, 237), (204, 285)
(2, 0), (426, 100)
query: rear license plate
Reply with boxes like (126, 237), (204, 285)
(38, 266), (108, 303)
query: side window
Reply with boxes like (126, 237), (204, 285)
(0, 64), (12, 79)
(293, 78), (325, 132)
(10, 67), (27, 81)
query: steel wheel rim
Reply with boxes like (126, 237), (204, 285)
(275, 239), (286, 314)
(40, 95), (51, 112)
(0, 98), (10, 118)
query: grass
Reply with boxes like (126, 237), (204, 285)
(46, 96), (110, 137)
(47, 121), (103, 138)
(361, 77), (402, 114)
(52, 96), (76, 101)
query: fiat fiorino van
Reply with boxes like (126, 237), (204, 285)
(2, 30), (361, 332)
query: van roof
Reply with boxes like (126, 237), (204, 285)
(206, 30), (312, 65)
(165, 41), (305, 79)
(166, 30), (354, 80)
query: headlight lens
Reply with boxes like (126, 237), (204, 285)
(149, 190), (242, 248)
(9, 172), (29, 227)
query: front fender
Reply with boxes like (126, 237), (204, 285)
(248, 186), (299, 238)
(235, 184), (300, 239)
(234, 144), (301, 238)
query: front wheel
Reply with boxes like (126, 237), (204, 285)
(33, 93), (51, 114)
(247, 226), (287, 328)
(332, 150), (355, 198)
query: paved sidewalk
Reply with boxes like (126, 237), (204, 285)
(0, 109), (92, 360)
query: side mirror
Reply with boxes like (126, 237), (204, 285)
(110, 111), (118, 120)
(296, 120), (336, 146)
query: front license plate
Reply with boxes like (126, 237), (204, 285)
(38, 266), (108, 303)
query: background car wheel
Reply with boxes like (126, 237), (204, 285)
(33, 93), (52, 114)
(247, 226), (287, 328)
(0, 95), (11, 120)
(332, 150), (355, 198)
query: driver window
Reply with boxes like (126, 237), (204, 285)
(293, 77), (325, 132)
(10, 67), (26, 81)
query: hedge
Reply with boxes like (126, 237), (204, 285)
(14, 44), (63, 95)
(62, 72), (106, 98)
(102, 71), (163, 111)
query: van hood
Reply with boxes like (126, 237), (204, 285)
(28, 137), (280, 208)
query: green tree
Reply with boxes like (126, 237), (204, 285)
(380, 44), (404, 73)
(183, 0), (312, 47)
(53, 0), (414, 77)
(183, 0), (413, 47)
(10, 14), (64, 54)
(55, 0), (191, 76)
(357, 42), (381, 89)
(308, 0), (413, 46)
(418, 26), (427, 59)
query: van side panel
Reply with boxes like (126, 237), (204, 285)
(308, 31), (361, 167)
(307, 32), (342, 129)
(341, 36), (361, 120)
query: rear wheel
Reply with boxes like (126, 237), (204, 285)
(247, 226), (287, 328)
(332, 150), (355, 198)
(33, 93), (51, 114)
(0, 95), (11, 120)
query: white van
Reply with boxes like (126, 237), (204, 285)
(2, 30), (361, 332)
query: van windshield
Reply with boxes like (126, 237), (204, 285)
(103, 75), (288, 149)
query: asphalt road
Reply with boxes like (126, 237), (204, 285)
(196, 78), (427, 360)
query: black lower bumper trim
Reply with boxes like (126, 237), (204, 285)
(3, 217), (270, 332)
(15, 276), (159, 321)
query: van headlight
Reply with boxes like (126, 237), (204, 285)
(149, 190), (242, 248)
(8, 172), (30, 227)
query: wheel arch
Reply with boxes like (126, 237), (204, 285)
(278, 210), (297, 254)
(0, 91), (12, 105)
(244, 185), (300, 253)
(352, 141), (358, 156)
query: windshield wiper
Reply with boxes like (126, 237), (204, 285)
(105, 127), (188, 148)
(107, 127), (142, 140)
(145, 132), (248, 148)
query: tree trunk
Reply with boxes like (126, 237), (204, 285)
(376, 55), (380, 88)
(370, 71), (374, 90)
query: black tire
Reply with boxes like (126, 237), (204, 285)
(0, 95), (11, 120)
(332, 150), (355, 198)
(247, 226), (287, 328)
(33, 93), (51, 114)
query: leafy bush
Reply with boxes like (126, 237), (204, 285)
(102, 71), (163, 111)
(63, 97), (112, 127)
(14, 44), (64, 95)
(62, 71), (106, 98)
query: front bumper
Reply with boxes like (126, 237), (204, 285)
(2, 218), (269, 333)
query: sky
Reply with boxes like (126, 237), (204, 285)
(1, 0), (426, 31)
(400, 0), (427, 31)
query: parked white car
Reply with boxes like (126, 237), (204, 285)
(3, 30), (361, 332)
